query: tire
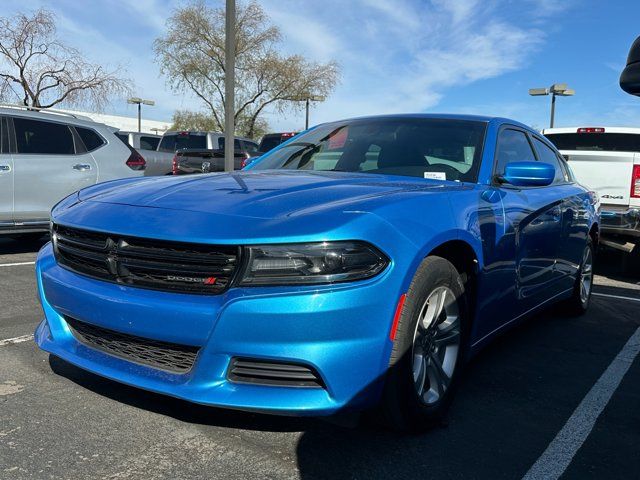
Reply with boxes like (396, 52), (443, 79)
(379, 256), (469, 432)
(562, 237), (594, 316)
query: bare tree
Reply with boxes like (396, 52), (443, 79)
(0, 9), (130, 109)
(155, 1), (339, 138)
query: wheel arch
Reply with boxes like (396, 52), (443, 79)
(426, 239), (480, 327)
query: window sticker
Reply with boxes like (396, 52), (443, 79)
(424, 172), (447, 180)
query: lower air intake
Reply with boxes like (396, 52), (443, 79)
(228, 358), (324, 388)
(65, 316), (200, 373)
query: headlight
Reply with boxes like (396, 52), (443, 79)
(238, 241), (389, 286)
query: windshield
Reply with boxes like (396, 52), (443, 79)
(251, 118), (487, 182)
(545, 133), (640, 152)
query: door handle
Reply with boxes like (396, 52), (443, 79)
(73, 164), (92, 171)
(0, 164), (10, 172)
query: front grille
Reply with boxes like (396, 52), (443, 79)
(228, 358), (324, 388)
(66, 316), (200, 373)
(53, 224), (239, 295)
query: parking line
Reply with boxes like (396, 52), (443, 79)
(0, 334), (33, 346)
(593, 292), (640, 303)
(0, 261), (36, 267)
(522, 326), (640, 480)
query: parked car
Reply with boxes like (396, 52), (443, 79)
(543, 127), (639, 259)
(172, 149), (253, 175)
(115, 131), (161, 151)
(143, 131), (258, 176)
(257, 131), (297, 154)
(0, 105), (145, 239)
(36, 114), (598, 431)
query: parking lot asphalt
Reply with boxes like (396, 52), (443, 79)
(1, 236), (639, 480)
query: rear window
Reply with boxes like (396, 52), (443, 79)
(77, 127), (106, 152)
(139, 136), (160, 151)
(258, 135), (283, 153)
(545, 133), (640, 152)
(217, 138), (241, 150)
(115, 132), (129, 145)
(158, 133), (206, 152)
(14, 117), (75, 155)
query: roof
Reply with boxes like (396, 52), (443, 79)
(0, 105), (105, 128)
(319, 113), (533, 130)
(543, 126), (640, 134)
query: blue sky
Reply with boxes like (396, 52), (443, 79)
(1, 0), (639, 132)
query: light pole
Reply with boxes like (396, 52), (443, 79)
(304, 94), (325, 130)
(528, 84), (574, 128)
(127, 97), (155, 132)
(283, 94), (326, 129)
(224, 0), (236, 173)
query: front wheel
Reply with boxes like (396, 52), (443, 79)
(379, 256), (469, 432)
(562, 238), (594, 316)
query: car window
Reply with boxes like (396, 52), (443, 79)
(253, 118), (487, 182)
(14, 117), (75, 155)
(494, 129), (536, 175)
(532, 137), (567, 183)
(77, 127), (106, 152)
(139, 136), (160, 151)
(544, 132), (640, 152)
(218, 138), (242, 150)
(243, 141), (259, 154)
(115, 133), (129, 145)
(158, 133), (206, 152)
(258, 135), (282, 153)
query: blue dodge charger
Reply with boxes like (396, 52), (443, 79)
(35, 115), (599, 430)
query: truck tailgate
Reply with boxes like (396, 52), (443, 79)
(563, 150), (637, 206)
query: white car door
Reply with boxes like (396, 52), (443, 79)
(0, 116), (13, 226)
(12, 116), (97, 222)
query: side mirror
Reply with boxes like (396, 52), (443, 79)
(620, 36), (640, 96)
(501, 161), (555, 187)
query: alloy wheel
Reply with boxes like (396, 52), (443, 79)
(580, 246), (593, 305)
(411, 286), (461, 406)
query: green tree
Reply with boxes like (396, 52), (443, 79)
(155, 1), (339, 138)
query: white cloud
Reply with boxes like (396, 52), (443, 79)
(261, 0), (549, 130)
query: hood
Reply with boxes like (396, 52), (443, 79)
(79, 170), (457, 219)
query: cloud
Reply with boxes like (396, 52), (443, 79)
(261, 0), (549, 130)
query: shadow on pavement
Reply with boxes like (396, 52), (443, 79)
(46, 281), (640, 479)
(0, 234), (49, 254)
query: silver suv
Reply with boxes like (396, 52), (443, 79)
(0, 106), (145, 238)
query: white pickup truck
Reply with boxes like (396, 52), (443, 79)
(543, 126), (640, 261)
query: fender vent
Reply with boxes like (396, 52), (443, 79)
(228, 358), (324, 388)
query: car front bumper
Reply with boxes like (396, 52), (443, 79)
(600, 206), (640, 239)
(35, 242), (398, 416)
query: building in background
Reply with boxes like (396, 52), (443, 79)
(59, 109), (171, 134)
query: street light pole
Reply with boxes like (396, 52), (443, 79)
(224, 0), (236, 173)
(305, 97), (310, 130)
(528, 84), (574, 128)
(127, 97), (155, 133)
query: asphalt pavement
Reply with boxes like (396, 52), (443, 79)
(1, 235), (639, 479)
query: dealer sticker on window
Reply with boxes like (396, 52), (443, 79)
(424, 172), (447, 180)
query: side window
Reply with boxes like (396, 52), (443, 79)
(14, 118), (75, 155)
(139, 136), (160, 151)
(532, 137), (568, 183)
(76, 127), (106, 152)
(495, 128), (536, 175)
(243, 141), (259, 155)
(0, 117), (8, 154)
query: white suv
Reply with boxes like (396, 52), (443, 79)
(0, 106), (145, 238)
